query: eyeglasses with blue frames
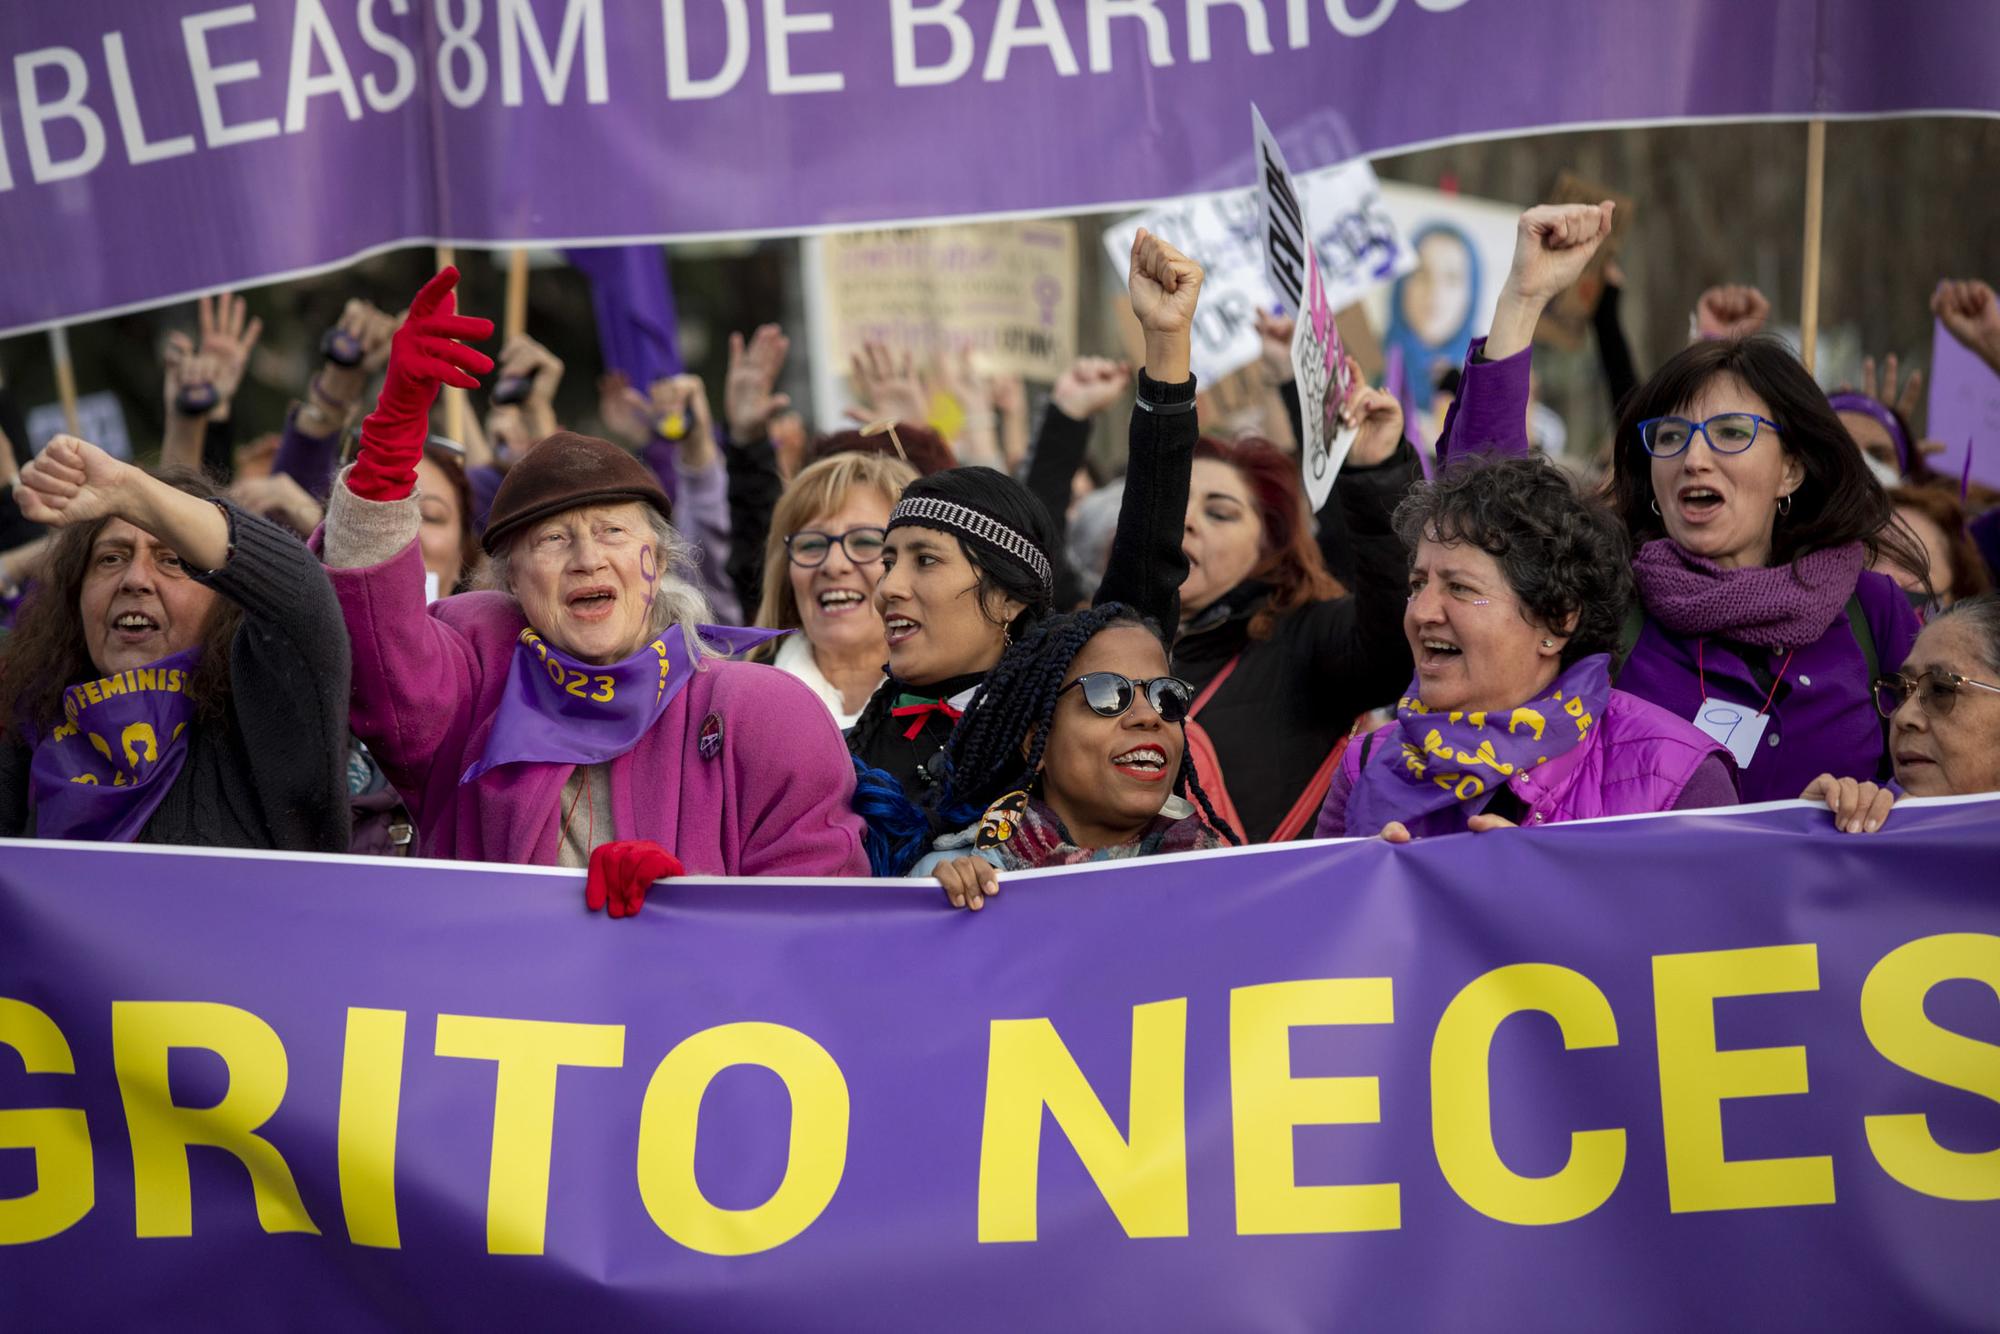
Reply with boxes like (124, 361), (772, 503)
(1873, 670), (2000, 720)
(1637, 412), (1782, 458)
(785, 526), (888, 569)
(1057, 672), (1196, 724)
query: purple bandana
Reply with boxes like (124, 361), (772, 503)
(1344, 655), (1611, 838)
(461, 624), (786, 783)
(1826, 393), (1912, 474)
(28, 649), (201, 842)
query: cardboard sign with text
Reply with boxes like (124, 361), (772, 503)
(1255, 106), (1353, 510)
(818, 220), (1078, 382)
(1105, 163), (1410, 385)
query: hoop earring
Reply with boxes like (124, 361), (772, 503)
(1649, 497), (1660, 516)
(1778, 493), (1793, 516)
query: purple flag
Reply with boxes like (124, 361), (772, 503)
(564, 245), (682, 391)
(2, 796), (1998, 1328)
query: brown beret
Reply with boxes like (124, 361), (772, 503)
(480, 432), (672, 556)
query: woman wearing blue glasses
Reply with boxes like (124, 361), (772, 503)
(911, 603), (1236, 908)
(1433, 203), (1930, 802)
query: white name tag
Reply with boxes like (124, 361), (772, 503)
(424, 570), (441, 604)
(1693, 697), (1769, 769)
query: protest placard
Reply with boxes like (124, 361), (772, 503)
(814, 220), (1078, 385)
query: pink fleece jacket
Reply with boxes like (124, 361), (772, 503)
(325, 540), (868, 875)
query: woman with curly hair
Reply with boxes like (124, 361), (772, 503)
(1317, 457), (1736, 839)
(0, 437), (350, 849)
(1433, 201), (1927, 802)
(913, 603), (1236, 909)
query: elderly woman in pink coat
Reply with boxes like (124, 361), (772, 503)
(320, 269), (867, 913)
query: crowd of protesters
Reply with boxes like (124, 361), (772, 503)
(3, 199), (1998, 910)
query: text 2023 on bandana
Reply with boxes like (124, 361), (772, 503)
(27, 649), (200, 842)
(461, 626), (786, 783)
(1345, 654), (1610, 836)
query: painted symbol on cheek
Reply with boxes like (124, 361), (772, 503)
(639, 544), (658, 607)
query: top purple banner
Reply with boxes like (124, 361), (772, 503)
(0, 0), (1994, 335)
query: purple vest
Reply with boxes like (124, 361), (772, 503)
(1336, 688), (1731, 835)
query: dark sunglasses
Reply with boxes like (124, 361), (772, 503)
(785, 526), (887, 569)
(1874, 670), (2000, 719)
(1058, 672), (1195, 723)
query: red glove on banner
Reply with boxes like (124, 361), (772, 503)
(347, 267), (494, 501)
(584, 840), (683, 919)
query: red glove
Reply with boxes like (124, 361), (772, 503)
(347, 267), (494, 501)
(584, 840), (683, 919)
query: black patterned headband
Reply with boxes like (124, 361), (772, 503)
(888, 496), (1055, 597)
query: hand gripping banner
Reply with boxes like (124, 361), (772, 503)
(2, 796), (1998, 1330)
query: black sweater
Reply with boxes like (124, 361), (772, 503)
(1, 503), (352, 851)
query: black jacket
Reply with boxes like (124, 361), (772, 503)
(1154, 427), (1419, 842)
(1, 504), (352, 851)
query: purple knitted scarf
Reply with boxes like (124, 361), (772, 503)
(1630, 539), (1864, 650)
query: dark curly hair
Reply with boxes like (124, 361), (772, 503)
(1607, 336), (1929, 584)
(1393, 456), (1633, 666)
(846, 465), (1062, 756)
(937, 602), (1238, 845)
(0, 469), (243, 740)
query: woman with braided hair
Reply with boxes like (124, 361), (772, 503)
(912, 603), (1236, 908)
(847, 229), (1207, 812)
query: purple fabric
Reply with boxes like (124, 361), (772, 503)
(323, 538), (866, 874)
(1344, 656), (1612, 836)
(26, 650), (200, 841)
(1615, 570), (1919, 802)
(640, 442), (739, 622)
(1671, 753), (1741, 810)
(1324, 678), (1726, 838)
(564, 245), (683, 390)
(270, 405), (343, 501)
(6, 797), (2000, 1329)
(1632, 539), (1867, 650)
(6, 3), (1997, 335)
(467, 463), (504, 535)
(1826, 392), (1912, 474)
(460, 623), (786, 783)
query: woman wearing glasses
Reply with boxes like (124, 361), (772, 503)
(912, 603), (1235, 908)
(1316, 457), (1736, 839)
(1805, 594), (2000, 831)
(1433, 203), (1928, 802)
(754, 452), (917, 728)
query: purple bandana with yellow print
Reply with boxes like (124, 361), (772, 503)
(28, 648), (201, 842)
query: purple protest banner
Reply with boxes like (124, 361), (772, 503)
(0, 0), (1995, 335)
(2, 795), (1998, 1329)
(1927, 317), (2000, 491)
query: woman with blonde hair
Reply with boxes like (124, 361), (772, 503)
(754, 450), (918, 729)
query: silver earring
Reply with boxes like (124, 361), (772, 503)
(1649, 497), (1660, 516)
(1778, 493), (1793, 516)
(1541, 638), (1554, 648)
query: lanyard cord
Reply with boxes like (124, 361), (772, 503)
(1698, 641), (1796, 717)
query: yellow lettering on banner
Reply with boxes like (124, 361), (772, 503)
(338, 1008), (408, 1248)
(1653, 945), (1833, 1212)
(111, 1001), (319, 1237)
(1431, 964), (1625, 1225)
(978, 1000), (1188, 1243)
(636, 1022), (850, 1256)
(433, 1015), (624, 1256)
(1230, 979), (1399, 1234)
(1861, 933), (2000, 1201)
(0, 1000), (93, 1244)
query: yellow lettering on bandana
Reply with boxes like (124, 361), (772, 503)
(1507, 707), (1547, 741)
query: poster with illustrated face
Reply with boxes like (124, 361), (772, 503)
(1365, 184), (1522, 416)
